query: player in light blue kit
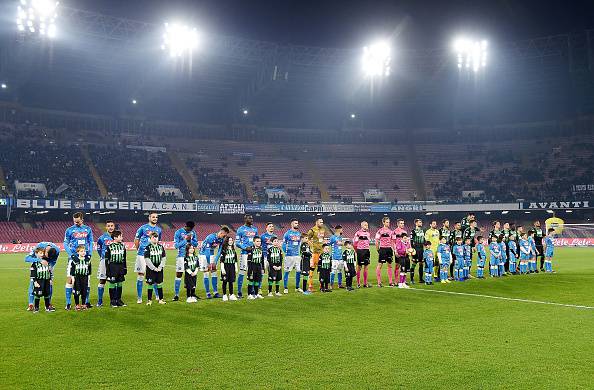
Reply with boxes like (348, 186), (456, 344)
(235, 214), (258, 298)
(437, 236), (451, 284)
(543, 228), (556, 273)
(25, 242), (60, 311)
(173, 221), (198, 301)
(519, 232), (531, 274)
(328, 225), (345, 289)
(133, 212), (162, 304)
(489, 236), (502, 277)
(528, 231), (538, 273)
(260, 222), (276, 287)
(498, 235), (507, 277)
(63, 212), (94, 310)
(282, 219), (302, 293)
(452, 237), (465, 281)
(199, 226), (229, 298)
(95, 220), (115, 307)
(508, 234), (518, 274)
(422, 241), (434, 285)
(475, 236), (487, 278)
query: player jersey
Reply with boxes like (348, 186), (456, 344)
(307, 226), (327, 254)
(24, 242), (60, 266)
(96, 232), (114, 259)
(221, 247), (238, 264)
(236, 225), (258, 254)
(544, 236), (555, 255)
(425, 228), (440, 251)
(105, 242), (126, 264)
(489, 229), (502, 241)
(30, 261), (52, 281)
(375, 227), (393, 249)
(135, 224), (162, 256)
(267, 247), (283, 267)
(463, 244), (471, 262)
(437, 243), (451, 263)
(391, 227), (407, 245)
(519, 239), (531, 258)
(319, 252), (332, 269)
(411, 227), (425, 247)
(449, 229), (463, 246)
(64, 224), (94, 257)
(328, 234), (344, 260)
(508, 241), (518, 260)
(528, 237), (537, 254)
(342, 248), (356, 264)
(261, 231), (276, 255)
(502, 229), (511, 243)
(353, 230), (371, 250)
(476, 244), (486, 261)
(423, 249), (434, 265)
(395, 239), (411, 257)
(174, 228), (199, 258)
(499, 242), (507, 260)
(463, 227), (479, 246)
(68, 254), (92, 277)
(282, 229), (302, 257)
(200, 233), (223, 256)
(184, 255), (199, 273)
(452, 244), (465, 262)
(144, 243), (166, 267)
(529, 227), (545, 246)
(248, 247), (264, 266)
(300, 242), (312, 262)
(439, 227), (451, 241)
(489, 242), (501, 259)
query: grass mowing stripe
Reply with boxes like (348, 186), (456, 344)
(407, 286), (594, 309)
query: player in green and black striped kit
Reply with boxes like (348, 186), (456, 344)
(410, 219), (425, 284)
(143, 232), (167, 305)
(105, 230), (127, 307)
(247, 237), (264, 299)
(267, 237), (284, 297)
(342, 241), (356, 291)
(30, 247), (53, 312)
(184, 245), (199, 302)
(318, 244), (332, 292)
(68, 246), (92, 311)
(300, 235), (313, 295)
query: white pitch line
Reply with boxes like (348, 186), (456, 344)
(407, 287), (594, 310)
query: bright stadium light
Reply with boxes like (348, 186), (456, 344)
(1, 83), (6, 89)
(453, 37), (488, 72)
(131, 99), (137, 105)
(350, 113), (357, 119)
(16, 0), (59, 38)
(242, 108), (249, 115)
(362, 40), (392, 77)
(161, 22), (200, 58)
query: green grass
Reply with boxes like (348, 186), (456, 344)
(2, 247), (594, 389)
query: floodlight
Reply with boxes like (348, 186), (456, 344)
(161, 22), (200, 58)
(453, 37), (488, 72)
(131, 99), (137, 105)
(16, 0), (59, 38)
(350, 113), (356, 119)
(362, 40), (392, 77)
(1, 84), (6, 89)
(242, 108), (249, 115)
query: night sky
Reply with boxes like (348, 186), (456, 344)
(78, 0), (594, 48)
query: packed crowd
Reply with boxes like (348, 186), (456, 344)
(25, 212), (558, 312)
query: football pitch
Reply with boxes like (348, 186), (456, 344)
(2, 247), (594, 389)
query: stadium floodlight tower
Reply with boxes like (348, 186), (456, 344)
(453, 37), (488, 72)
(361, 40), (392, 77)
(161, 22), (200, 58)
(16, 0), (59, 38)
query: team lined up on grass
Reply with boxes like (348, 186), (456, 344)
(24, 212), (557, 312)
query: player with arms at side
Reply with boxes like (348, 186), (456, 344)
(199, 226), (229, 298)
(173, 221), (198, 301)
(95, 220), (115, 307)
(306, 218), (327, 292)
(424, 220), (440, 281)
(328, 225), (345, 289)
(235, 215), (258, 298)
(282, 219), (302, 293)
(64, 212), (94, 310)
(133, 212), (162, 304)
(354, 221), (372, 288)
(375, 217), (394, 287)
(104, 230), (127, 307)
(410, 219), (425, 284)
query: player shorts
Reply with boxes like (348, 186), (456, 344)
(106, 262), (126, 283)
(135, 255), (146, 273)
(73, 275), (89, 294)
(221, 263), (236, 282)
(356, 249), (370, 266)
(199, 254), (216, 272)
(423, 261), (433, 273)
(33, 279), (51, 297)
(145, 269), (164, 285)
(377, 248), (393, 264)
(301, 257), (312, 276)
(239, 254), (248, 272)
(545, 249), (554, 258)
(397, 256), (410, 272)
(319, 268), (331, 283)
(175, 257), (185, 273)
(247, 262), (263, 283)
(97, 258), (107, 280)
(268, 266), (282, 282)
(331, 259), (345, 273)
(345, 262), (356, 277)
(413, 246), (424, 263)
(184, 273), (197, 289)
(284, 255), (301, 272)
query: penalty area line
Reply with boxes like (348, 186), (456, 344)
(407, 287), (594, 310)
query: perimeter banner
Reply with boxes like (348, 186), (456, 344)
(0, 241), (177, 253)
